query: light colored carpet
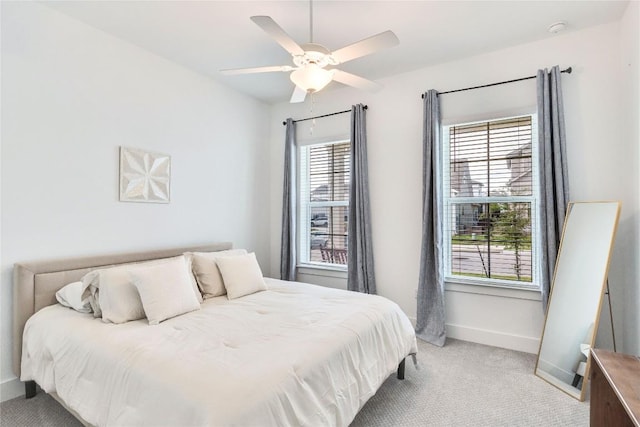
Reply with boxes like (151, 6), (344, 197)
(1, 338), (588, 426)
(351, 339), (588, 426)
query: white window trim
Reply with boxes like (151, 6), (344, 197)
(445, 281), (542, 301)
(297, 138), (350, 272)
(297, 265), (348, 278)
(441, 114), (541, 291)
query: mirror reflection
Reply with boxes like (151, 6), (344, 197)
(535, 201), (621, 400)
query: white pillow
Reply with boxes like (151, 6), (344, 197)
(132, 257), (200, 325)
(187, 249), (247, 298)
(98, 266), (146, 324)
(183, 254), (204, 303)
(80, 271), (102, 318)
(94, 255), (201, 324)
(55, 281), (92, 313)
(215, 252), (267, 300)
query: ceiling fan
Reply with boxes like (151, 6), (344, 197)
(220, 2), (399, 103)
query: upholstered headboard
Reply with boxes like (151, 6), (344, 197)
(13, 242), (233, 377)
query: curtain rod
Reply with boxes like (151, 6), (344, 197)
(282, 105), (367, 126)
(421, 67), (572, 98)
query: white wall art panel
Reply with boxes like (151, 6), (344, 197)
(120, 146), (171, 203)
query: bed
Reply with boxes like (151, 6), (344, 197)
(14, 243), (417, 426)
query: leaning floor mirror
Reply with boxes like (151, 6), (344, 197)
(535, 201), (621, 401)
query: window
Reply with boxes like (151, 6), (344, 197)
(443, 115), (539, 288)
(298, 140), (350, 267)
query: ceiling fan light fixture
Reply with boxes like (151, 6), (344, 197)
(225, 13), (399, 103)
(290, 66), (334, 93)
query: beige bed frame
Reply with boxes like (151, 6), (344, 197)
(12, 242), (232, 380)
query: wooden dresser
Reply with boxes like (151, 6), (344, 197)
(590, 349), (640, 427)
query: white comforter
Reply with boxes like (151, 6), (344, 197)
(22, 279), (417, 427)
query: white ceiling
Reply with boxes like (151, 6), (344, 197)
(44, 1), (629, 105)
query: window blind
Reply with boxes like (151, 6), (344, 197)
(308, 143), (350, 203)
(444, 115), (538, 286)
(299, 141), (350, 266)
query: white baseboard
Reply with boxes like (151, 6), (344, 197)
(409, 317), (540, 354)
(446, 323), (540, 354)
(1, 377), (24, 402)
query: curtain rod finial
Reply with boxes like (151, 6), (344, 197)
(565, 66), (572, 74)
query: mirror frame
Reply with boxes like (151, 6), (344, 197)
(534, 201), (621, 401)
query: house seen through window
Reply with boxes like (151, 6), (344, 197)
(443, 115), (539, 288)
(299, 140), (350, 267)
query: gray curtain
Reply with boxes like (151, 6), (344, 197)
(347, 104), (376, 294)
(416, 90), (446, 347)
(537, 66), (570, 311)
(280, 118), (297, 281)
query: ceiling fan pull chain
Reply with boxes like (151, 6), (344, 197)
(310, 92), (316, 135)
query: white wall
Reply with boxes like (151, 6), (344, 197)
(269, 18), (640, 356)
(619, 0), (639, 359)
(1, 2), (271, 400)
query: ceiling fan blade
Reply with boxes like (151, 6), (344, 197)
(250, 16), (305, 56)
(290, 86), (307, 103)
(220, 65), (294, 75)
(331, 30), (399, 64)
(332, 70), (383, 92)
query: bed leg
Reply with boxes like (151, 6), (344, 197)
(25, 381), (36, 399)
(397, 358), (406, 380)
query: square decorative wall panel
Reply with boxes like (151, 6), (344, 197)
(119, 147), (171, 203)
